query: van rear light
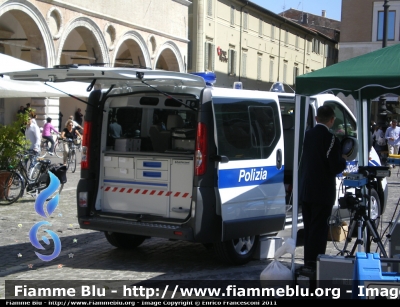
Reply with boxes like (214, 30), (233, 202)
(195, 122), (207, 176)
(81, 121), (92, 169)
(79, 192), (88, 207)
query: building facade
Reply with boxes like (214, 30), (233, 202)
(0, 0), (190, 126)
(188, 0), (339, 91)
(340, 0), (400, 120)
(340, 0), (400, 61)
(0, 0), (340, 126)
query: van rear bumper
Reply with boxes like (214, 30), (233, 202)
(78, 216), (194, 241)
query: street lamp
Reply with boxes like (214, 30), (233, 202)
(378, 96), (390, 128)
(383, 0), (390, 48)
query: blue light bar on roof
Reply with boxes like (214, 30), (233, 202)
(190, 72), (216, 86)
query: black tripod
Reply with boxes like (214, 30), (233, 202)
(340, 172), (388, 258)
(340, 203), (387, 258)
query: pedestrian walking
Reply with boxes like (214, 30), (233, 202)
(25, 115), (41, 171)
(385, 119), (400, 168)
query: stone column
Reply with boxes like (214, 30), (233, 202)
(31, 97), (60, 129)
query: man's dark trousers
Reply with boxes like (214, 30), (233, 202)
(302, 200), (333, 267)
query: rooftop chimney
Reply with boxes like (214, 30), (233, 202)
(322, 10), (326, 17)
(302, 13), (308, 24)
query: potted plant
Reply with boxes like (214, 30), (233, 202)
(0, 112), (30, 171)
(0, 113), (30, 201)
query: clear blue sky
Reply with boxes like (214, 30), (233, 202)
(251, 0), (342, 21)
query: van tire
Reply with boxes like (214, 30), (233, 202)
(213, 235), (259, 265)
(104, 232), (147, 249)
(351, 188), (381, 237)
(368, 188), (381, 227)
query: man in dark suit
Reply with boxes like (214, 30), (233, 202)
(300, 105), (347, 268)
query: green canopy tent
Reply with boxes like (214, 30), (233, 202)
(290, 44), (400, 272)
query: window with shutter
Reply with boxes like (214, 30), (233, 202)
(269, 58), (274, 82)
(230, 6), (235, 26)
(259, 19), (263, 36)
(257, 57), (262, 81)
(210, 43), (215, 71)
(233, 51), (237, 75)
(204, 42), (214, 71)
(293, 66), (299, 85)
(271, 24), (275, 41)
(244, 11), (248, 30)
(283, 62), (288, 83)
(187, 41), (192, 70)
(204, 42), (209, 71)
(228, 49), (236, 76)
(242, 52), (247, 78)
(207, 0), (213, 17)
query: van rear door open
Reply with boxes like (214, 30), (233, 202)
(211, 89), (286, 240)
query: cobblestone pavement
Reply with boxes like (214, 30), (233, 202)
(1, 152), (400, 298)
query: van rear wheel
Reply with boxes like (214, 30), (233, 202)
(104, 232), (147, 249)
(213, 235), (259, 265)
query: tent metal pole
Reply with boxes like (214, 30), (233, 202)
(291, 95), (309, 275)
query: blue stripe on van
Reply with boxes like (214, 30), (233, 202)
(218, 166), (284, 188)
(103, 179), (167, 187)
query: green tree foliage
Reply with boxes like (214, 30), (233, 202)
(0, 112), (30, 169)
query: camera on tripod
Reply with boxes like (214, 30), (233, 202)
(339, 189), (363, 210)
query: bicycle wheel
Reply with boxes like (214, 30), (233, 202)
(0, 170), (24, 205)
(70, 150), (77, 173)
(28, 162), (41, 181)
(46, 183), (64, 201)
(66, 151), (71, 171)
(54, 140), (64, 158)
(39, 141), (48, 158)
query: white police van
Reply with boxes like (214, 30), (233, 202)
(8, 67), (387, 263)
(8, 67), (287, 265)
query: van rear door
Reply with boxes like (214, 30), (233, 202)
(211, 89), (286, 240)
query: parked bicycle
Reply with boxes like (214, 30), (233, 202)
(39, 134), (63, 158)
(0, 151), (66, 205)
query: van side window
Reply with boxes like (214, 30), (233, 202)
(344, 111), (357, 138)
(249, 106), (276, 147)
(214, 99), (280, 160)
(324, 101), (357, 140)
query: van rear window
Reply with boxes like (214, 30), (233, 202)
(106, 107), (143, 148)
